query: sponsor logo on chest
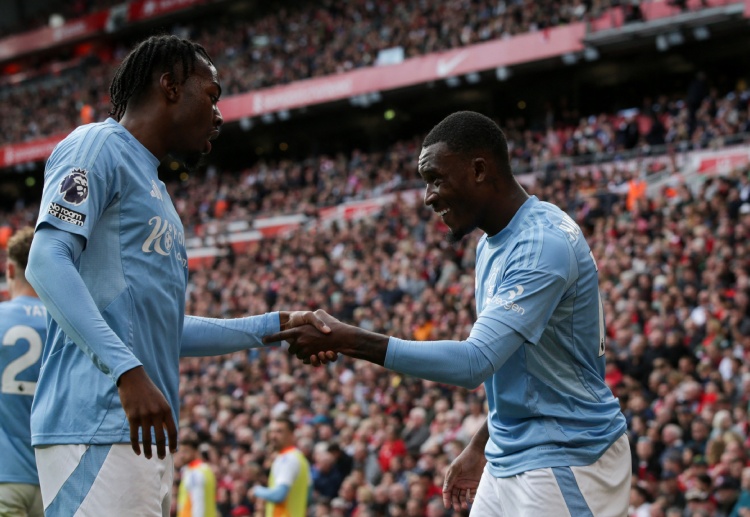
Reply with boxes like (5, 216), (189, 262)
(141, 215), (187, 269)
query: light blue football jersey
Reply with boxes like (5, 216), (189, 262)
(0, 296), (47, 483)
(32, 118), (188, 446)
(476, 196), (626, 476)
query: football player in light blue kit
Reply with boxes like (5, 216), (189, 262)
(25, 36), (329, 517)
(0, 227), (46, 517)
(266, 111), (631, 516)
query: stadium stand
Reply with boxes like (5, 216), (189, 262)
(2, 0), (750, 516)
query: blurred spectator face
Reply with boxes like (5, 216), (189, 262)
(713, 477), (740, 506)
(729, 457), (746, 478)
(685, 489), (715, 515)
(355, 485), (373, 505)
(408, 481), (427, 504)
(339, 479), (357, 502)
(389, 504), (406, 517)
(330, 498), (348, 517)
(425, 498), (445, 517)
(659, 473), (679, 495)
(630, 486), (648, 508)
(373, 484), (389, 504)
(406, 498), (423, 517)
(691, 420), (709, 442)
(388, 483), (407, 505)
(637, 437), (654, 459)
(661, 424), (683, 446)
(314, 450), (335, 472)
(740, 467), (750, 490)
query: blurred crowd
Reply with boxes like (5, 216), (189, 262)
(3, 58), (749, 177)
(3, 112), (750, 515)
(1, 0), (604, 143)
(2, 0), (718, 148)
(0, 0), (122, 39)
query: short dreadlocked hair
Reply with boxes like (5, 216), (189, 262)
(423, 111), (512, 176)
(109, 35), (213, 121)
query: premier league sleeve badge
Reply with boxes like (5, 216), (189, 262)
(59, 168), (89, 205)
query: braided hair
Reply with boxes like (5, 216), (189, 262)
(109, 35), (213, 121)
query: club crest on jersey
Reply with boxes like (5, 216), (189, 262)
(59, 168), (89, 205)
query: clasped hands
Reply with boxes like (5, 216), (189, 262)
(268, 309), (342, 366)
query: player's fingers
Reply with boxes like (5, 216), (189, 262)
(459, 488), (468, 509)
(129, 419), (141, 456)
(303, 312), (331, 334)
(153, 415), (167, 460)
(442, 488), (451, 509)
(316, 351), (332, 364)
(325, 351), (338, 362)
(442, 473), (454, 509)
(165, 413), (178, 454)
(142, 418), (153, 459)
(452, 489), (462, 512)
(309, 354), (321, 367)
(263, 329), (295, 344)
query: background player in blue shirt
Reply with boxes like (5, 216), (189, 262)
(25, 35), (329, 517)
(0, 227), (46, 517)
(266, 111), (631, 517)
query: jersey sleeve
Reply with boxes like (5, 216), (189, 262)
(476, 231), (572, 345)
(272, 453), (301, 488)
(36, 133), (118, 241)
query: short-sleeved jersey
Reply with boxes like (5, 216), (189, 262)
(475, 196), (626, 477)
(178, 460), (217, 517)
(0, 296), (47, 483)
(32, 118), (188, 445)
(267, 447), (311, 517)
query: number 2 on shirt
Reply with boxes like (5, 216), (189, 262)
(2, 325), (42, 395)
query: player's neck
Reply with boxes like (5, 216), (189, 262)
(481, 180), (529, 237)
(118, 111), (168, 161)
(10, 281), (38, 299)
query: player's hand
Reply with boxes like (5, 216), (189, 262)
(266, 310), (339, 365)
(117, 366), (177, 460)
(442, 443), (487, 511)
(278, 310), (332, 333)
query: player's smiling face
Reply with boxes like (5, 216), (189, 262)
(419, 142), (479, 243)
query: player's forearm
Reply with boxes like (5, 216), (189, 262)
(467, 417), (490, 452)
(385, 337), (490, 389)
(385, 320), (525, 389)
(27, 227), (142, 383)
(180, 313), (280, 357)
(253, 484), (289, 503)
(332, 325), (389, 365)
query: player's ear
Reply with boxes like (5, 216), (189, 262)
(473, 157), (487, 183)
(158, 72), (180, 102)
(6, 261), (15, 281)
